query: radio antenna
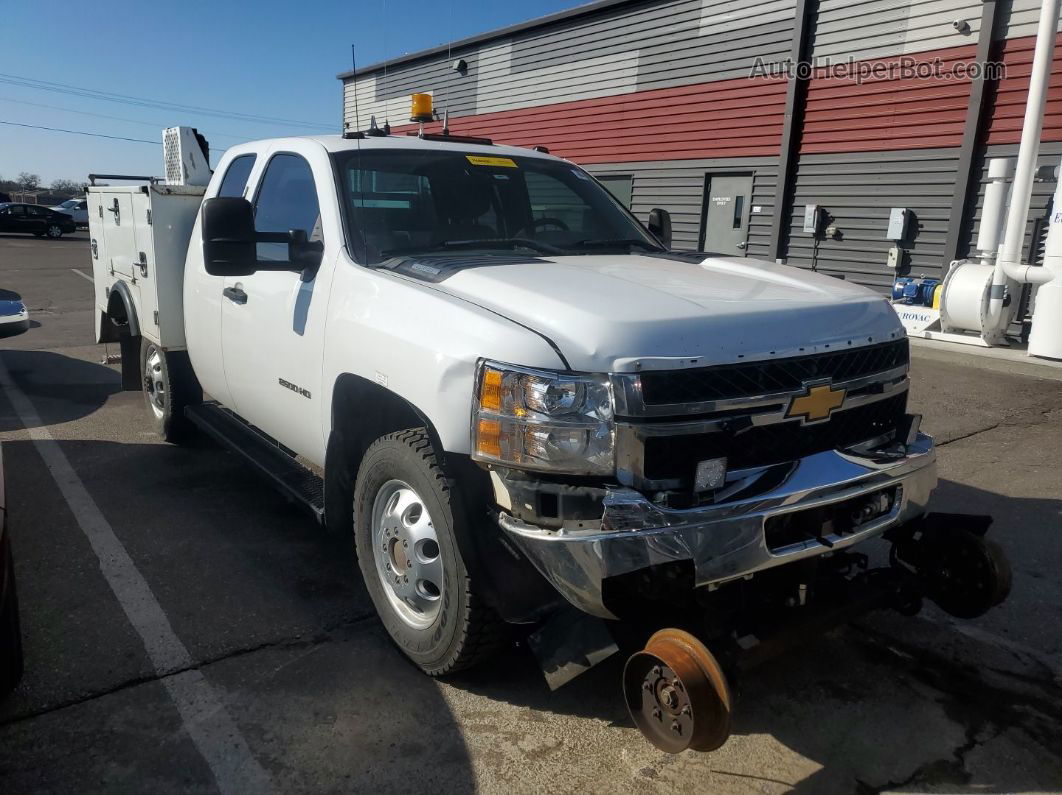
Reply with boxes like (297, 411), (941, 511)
(444, 0), (454, 128)
(349, 44), (368, 264)
(382, 0), (391, 129)
(350, 44), (361, 131)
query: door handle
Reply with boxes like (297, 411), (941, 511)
(223, 286), (248, 305)
(736, 241), (747, 249)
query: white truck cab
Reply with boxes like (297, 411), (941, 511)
(88, 126), (1009, 753)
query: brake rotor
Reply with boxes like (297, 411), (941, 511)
(622, 628), (732, 753)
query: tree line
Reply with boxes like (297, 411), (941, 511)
(0, 172), (88, 197)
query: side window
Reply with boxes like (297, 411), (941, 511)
(217, 154), (256, 198)
(254, 153), (320, 261)
(597, 175), (634, 209)
(8, 205), (24, 216)
(26, 205), (47, 218)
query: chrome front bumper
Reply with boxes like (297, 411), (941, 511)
(497, 433), (937, 619)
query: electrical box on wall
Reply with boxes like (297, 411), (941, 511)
(887, 207), (909, 241)
(803, 205), (821, 235)
(886, 245), (902, 269)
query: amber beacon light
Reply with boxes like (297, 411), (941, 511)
(410, 93), (434, 123)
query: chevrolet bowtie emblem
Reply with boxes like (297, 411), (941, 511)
(786, 381), (846, 423)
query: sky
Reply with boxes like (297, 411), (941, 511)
(0, 0), (583, 185)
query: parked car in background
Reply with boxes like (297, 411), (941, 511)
(51, 198), (88, 226)
(0, 202), (76, 239)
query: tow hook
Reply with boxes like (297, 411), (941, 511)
(622, 629), (732, 753)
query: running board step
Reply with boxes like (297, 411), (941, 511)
(185, 402), (325, 524)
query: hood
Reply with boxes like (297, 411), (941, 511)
(426, 253), (903, 372)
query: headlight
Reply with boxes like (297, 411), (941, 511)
(472, 360), (614, 475)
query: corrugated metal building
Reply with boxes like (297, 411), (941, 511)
(337, 0), (1062, 295)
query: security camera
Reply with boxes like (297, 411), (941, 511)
(952, 19), (970, 34)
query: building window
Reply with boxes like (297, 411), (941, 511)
(597, 175), (633, 209)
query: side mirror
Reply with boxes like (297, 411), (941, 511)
(647, 208), (672, 249)
(202, 197), (258, 277)
(287, 228), (324, 272)
(203, 198), (321, 276)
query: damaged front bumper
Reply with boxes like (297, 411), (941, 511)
(497, 433), (937, 619)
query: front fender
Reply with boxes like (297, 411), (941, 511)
(321, 261), (565, 455)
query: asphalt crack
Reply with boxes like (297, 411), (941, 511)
(850, 624), (1062, 792)
(0, 612), (377, 728)
(936, 423), (1000, 447)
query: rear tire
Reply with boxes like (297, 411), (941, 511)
(140, 339), (200, 444)
(353, 429), (506, 675)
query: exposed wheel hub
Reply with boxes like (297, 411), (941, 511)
(623, 629), (732, 753)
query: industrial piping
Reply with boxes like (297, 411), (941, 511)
(985, 0), (1060, 337)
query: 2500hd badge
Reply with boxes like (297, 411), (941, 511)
(279, 377), (311, 399)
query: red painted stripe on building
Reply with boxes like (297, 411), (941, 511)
(985, 32), (1062, 145)
(799, 44), (978, 154)
(390, 74), (788, 163)
(376, 35), (1060, 163)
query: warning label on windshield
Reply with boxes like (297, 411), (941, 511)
(466, 155), (518, 168)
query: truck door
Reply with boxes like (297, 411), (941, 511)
(699, 173), (754, 255)
(220, 150), (330, 461)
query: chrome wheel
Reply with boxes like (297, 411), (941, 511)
(370, 479), (444, 629)
(143, 344), (166, 419)
(46, 224), (62, 239)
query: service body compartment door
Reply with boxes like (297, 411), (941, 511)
(100, 191), (141, 279)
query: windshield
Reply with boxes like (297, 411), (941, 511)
(333, 149), (662, 265)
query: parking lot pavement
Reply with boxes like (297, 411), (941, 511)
(0, 233), (1060, 792)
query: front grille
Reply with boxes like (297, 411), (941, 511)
(643, 392), (908, 485)
(639, 339), (909, 406)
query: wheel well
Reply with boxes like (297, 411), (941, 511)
(324, 374), (444, 536)
(325, 373), (560, 623)
(103, 282), (140, 342)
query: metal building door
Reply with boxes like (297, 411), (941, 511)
(700, 174), (753, 255)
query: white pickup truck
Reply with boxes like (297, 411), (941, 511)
(88, 127), (1009, 752)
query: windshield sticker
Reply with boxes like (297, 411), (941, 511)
(466, 155), (518, 168)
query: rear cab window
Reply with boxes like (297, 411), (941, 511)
(217, 154), (257, 198)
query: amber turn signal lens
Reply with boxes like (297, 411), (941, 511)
(476, 418), (502, 457)
(480, 368), (503, 412)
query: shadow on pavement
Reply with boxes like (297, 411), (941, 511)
(0, 350), (120, 432)
(0, 435), (478, 792)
